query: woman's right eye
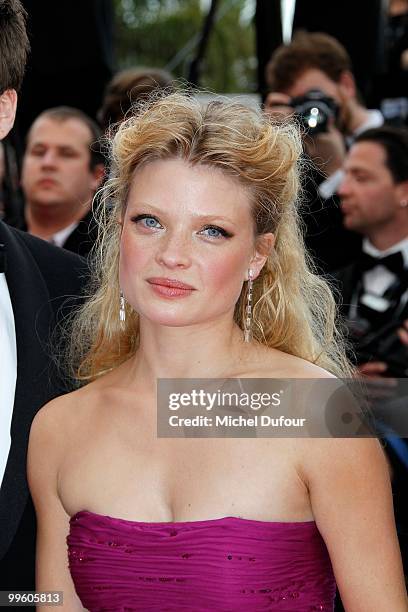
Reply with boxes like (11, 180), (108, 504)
(131, 214), (162, 229)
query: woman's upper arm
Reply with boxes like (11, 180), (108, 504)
(302, 437), (408, 612)
(27, 400), (85, 611)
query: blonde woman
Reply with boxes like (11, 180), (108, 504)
(28, 93), (407, 611)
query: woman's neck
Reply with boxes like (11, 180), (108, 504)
(128, 315), (247, 385)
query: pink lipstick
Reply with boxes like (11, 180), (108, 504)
(147, 277), (195, 298)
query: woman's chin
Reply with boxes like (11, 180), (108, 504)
(138, 310), (199, 329)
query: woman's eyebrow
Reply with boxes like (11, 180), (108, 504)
(129, 202), (238, 226)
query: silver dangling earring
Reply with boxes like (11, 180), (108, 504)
(244, 269), (253, 343)
(119, 289), (126, 323)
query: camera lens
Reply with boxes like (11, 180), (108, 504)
(290, 90), (339, 135)
(305, 107), (322, 130)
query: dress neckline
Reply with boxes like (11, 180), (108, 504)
(70, 509), (316, 528)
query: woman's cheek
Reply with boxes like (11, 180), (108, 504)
(119, 232), (148, 292)
(205, 248), (247, 300)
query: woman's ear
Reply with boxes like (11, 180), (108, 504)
(248, 233), (275, 279)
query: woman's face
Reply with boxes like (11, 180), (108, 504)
(119, 159), (273, 328)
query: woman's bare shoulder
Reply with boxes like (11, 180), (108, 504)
(30, 363), (135, 443)
(30, 377), (109, 439)
(240, 344), (336, 379)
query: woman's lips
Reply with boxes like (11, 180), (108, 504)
(147, 277), (195, 298)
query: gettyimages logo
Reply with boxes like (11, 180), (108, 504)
(168, 388), (282, 411)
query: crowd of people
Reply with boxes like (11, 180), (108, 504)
(1, 0), (408, 610)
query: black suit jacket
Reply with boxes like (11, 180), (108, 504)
(62, 209), (98, 258)
(330, 261), (360, 318)
(301, 164), (362, 274)
(17, 208), (98, 258)
(0, 221), (88, 591)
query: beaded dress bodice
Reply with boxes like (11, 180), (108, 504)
(67, 511), (336, 611)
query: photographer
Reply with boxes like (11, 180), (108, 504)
(265, 32), (382, 272)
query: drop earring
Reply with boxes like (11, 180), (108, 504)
(244, 269), (253, 343)
(119, 289), (126, 323)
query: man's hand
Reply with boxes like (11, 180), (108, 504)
(397, 319), (408, 345)
(357, 361), (388, 378)
(357, 362), (397, 404)
(264, 92), (293, 119)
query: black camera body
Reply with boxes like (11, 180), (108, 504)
(348, 318), (408, 377)
(289, 89), (339, 135)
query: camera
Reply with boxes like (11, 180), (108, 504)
(289, 89), (339, 135)
(347, 318), (408, 377)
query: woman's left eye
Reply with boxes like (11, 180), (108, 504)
(199, 225), (230, 239)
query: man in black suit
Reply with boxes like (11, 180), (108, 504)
(334, 125), (408, 585)
(336, 126), (408, 376)
(21, 106), (105, 257)
(0, 0), (89, 592)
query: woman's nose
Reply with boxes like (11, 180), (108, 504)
(155, 231), (192, 269)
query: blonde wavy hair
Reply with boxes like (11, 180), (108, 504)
(69, 91), (351, 382)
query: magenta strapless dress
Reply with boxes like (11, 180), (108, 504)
(67, 511), (336, 611)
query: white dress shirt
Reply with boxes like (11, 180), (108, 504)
(362, 236), (408, 295)
(0, 273), (17, 488)
(49, 221), (78, 247)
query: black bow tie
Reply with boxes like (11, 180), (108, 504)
(358, 251), (405, 275)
